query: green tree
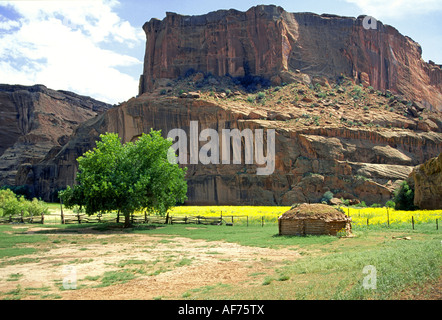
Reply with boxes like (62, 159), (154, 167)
(60, 131), (187, 227)
(393, 181), (415, 210)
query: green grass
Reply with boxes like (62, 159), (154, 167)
(132, 224), (339, 249)
(0, 225), (48, 258)
(0, 219), (440, 300)
(95, 271), (136, 288)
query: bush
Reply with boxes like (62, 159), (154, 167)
(354, 201), (367, 208)
(0, 189), (48, 217)
(0, 185), (32, 200)
(385, 200), (395, 208)
(393, 181), (416, 210)
(320, 191), (334, 204)
(257, 92), (266, 99)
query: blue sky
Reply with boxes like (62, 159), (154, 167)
(0, 0), (441, 104)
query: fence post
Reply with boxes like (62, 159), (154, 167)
(262, 216), (264, 227)
(60, 198), (65, 224)
(437, 219), (439, 230)
(387, 207), (390, 228)
(367, 218), (369, 226)
(41, 212), (44, 224)
(77, 213), (81, 224)
(247, 215), (249, 227)
(412, 216), (414, 230)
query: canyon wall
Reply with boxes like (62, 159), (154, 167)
(139, 5), (442, 111)
(0, 84), (111, 186)
(411, 153), (442, 209)
(19, 94), (442, 204)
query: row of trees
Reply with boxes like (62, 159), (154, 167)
(0, 189), (48, 217)
(320, 180), (415, 210)
(59, 130), (188, 228)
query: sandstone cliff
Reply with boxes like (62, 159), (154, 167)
(10, 6), (442, 205)
(0, 84), (111, 186)
(411, 153), (442, 209)
(19, 79), (442, 204)
(139, 5), (442, 111)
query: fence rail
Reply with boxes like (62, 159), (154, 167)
(0, 214), (44, 224)
(1, 207), (440, 230)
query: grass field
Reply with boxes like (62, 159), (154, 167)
(0, 208), (440, 300)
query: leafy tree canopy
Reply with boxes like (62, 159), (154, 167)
(393, 181), (416, 210)
(60, 130), (187, 227)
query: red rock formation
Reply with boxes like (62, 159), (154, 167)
(411, 153), (442, 209)
(19, 93), (442, 204)
(139, 5), (442, 111)
(0, 84), (111, 186)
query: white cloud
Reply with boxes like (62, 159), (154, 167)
(345, 0), (442, 19)
(0, 0), (145, 104)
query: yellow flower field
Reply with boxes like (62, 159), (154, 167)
(344, 207), (442, 226)
(168, 206), (290, 224)
(167, 205), (442, 227)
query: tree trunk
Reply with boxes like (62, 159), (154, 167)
(124, 213), (132, 228)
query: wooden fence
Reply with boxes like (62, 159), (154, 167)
(60, 213), (249, 226)
(0, 214), (44, 224)
(0, 211), (264, 226)
(61, 212), (168, 225)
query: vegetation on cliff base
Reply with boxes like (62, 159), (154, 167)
(0, 189), (48, 217)
(393, 181), (416, 211)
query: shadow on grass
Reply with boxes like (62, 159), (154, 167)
(29, 222), (164, 235)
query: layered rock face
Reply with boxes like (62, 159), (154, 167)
(20, 92), (442, 204)
(140, 5), (442, 111)
(10, 6), (442, 206)
(0, 84), (111, 186)
(411, 153), (442, 209)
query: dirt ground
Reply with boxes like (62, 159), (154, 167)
(0, 226), (300, 300)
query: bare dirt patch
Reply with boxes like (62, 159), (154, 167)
(0, 231), (300, 300)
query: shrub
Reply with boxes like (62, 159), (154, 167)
(393, 181), (416, 210)
(385, 200), (395, 208)
(0, 190), (48, 217)
(320, 191), (334, 204)
(354, 201), (367, 208)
